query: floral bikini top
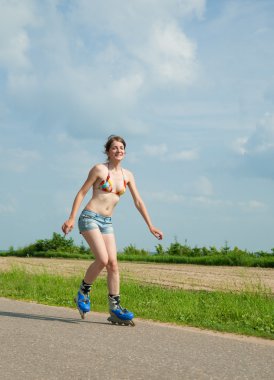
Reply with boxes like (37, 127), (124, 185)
(98, 165), (127, 196)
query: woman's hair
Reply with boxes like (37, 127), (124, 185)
(104, 135), (126, 155)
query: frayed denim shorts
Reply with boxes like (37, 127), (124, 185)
(78, 209), (114, 234)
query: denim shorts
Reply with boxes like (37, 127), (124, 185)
(78, 209), (114, 234)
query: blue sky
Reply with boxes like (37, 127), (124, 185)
(1, 0), (274, 252)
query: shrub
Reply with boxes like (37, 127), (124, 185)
(1, 233), (93, 258)
(122, 244), (149, 256)
(166, 241), (192, 256)
(155, 244), (165, 255)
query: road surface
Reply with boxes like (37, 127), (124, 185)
(0, 298), (273, 380)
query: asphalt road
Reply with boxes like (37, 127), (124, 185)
(0, 297), (273, 380)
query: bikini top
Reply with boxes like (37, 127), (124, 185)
(98, 165), (127, 196)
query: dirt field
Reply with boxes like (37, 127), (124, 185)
(1, 257), (273, 293)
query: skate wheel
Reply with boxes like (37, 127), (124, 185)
(107, 316), (135, 326)
(74, 297), (86, 320)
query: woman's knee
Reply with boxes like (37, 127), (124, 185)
(106, 259), (119, 273)
(95, 256), (109, 268)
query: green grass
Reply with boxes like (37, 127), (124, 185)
(0, 267), (273, 339)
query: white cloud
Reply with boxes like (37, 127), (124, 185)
(190, 197), (267, 212)
(0, 0), (204, 139)
(51, 133), (100, 181)
(238, 200), (266, 211)
(133, 21), (198, 84)
(145, 191), (185, 203)
(111, 73), (144, 103)
(168, 149), (199, 161)
(145, 190), (266, 214)
(72, 0), (206, 38)
(245, 112), (274, 153)
(232, 112), (274, 179)
(0, 198), (16, 214)
(0, 147), (41, 173)
(0, 0), (36, 70)
(191, 196), (231, 207)
(142, 144), (198, 162)
(174, 0), (206, 17)
(143, 144), (168, 156)
(232, 137), (248, 155)
(194, 176), (214, 196)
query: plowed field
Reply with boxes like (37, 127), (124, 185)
(1, 257), (273, 293)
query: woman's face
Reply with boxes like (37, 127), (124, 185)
(108, 140), (125, 161)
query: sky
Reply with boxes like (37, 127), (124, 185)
(1, 0), (274, 253)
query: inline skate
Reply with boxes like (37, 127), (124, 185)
(107, 295), (135, 326)
(74, 290), (91, 319)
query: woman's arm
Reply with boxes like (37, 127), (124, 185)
(127, 171), (163, 240)
(61, 165), (100, 235)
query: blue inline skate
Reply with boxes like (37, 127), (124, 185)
(107, 295), (135, 326)
(74, 291), (90, 319)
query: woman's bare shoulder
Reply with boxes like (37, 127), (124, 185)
(123, 168), (134, 181)
(86, 163), (107, 179)
(91, 162), (107, 172)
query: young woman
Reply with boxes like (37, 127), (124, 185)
(62, 135), (163, 325)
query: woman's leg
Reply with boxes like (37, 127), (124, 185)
(81, 229), (109, 284)
(102, 233), (134, 324)
(102, 233), (120, 295)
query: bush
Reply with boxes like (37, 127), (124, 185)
(121, 244), (149, 256)
(1, 233), (93, 258)
(2, 234), (274, 268)
(155, 244), (165, 255)
(166, 241), (192, 256)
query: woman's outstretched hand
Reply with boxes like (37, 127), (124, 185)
(62, 219), (74, 235)
(149, 226), (163, 240)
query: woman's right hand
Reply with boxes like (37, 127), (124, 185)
(62, 218), (74, 235)
(149, 226), (163, 240)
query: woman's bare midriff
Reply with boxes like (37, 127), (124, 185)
(84, 189), (120, 217)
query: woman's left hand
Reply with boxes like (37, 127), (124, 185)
(62, 218), (74, 235)
(149, 226), (163, 240)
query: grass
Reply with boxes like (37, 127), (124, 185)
(0, 267), (273, 339)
